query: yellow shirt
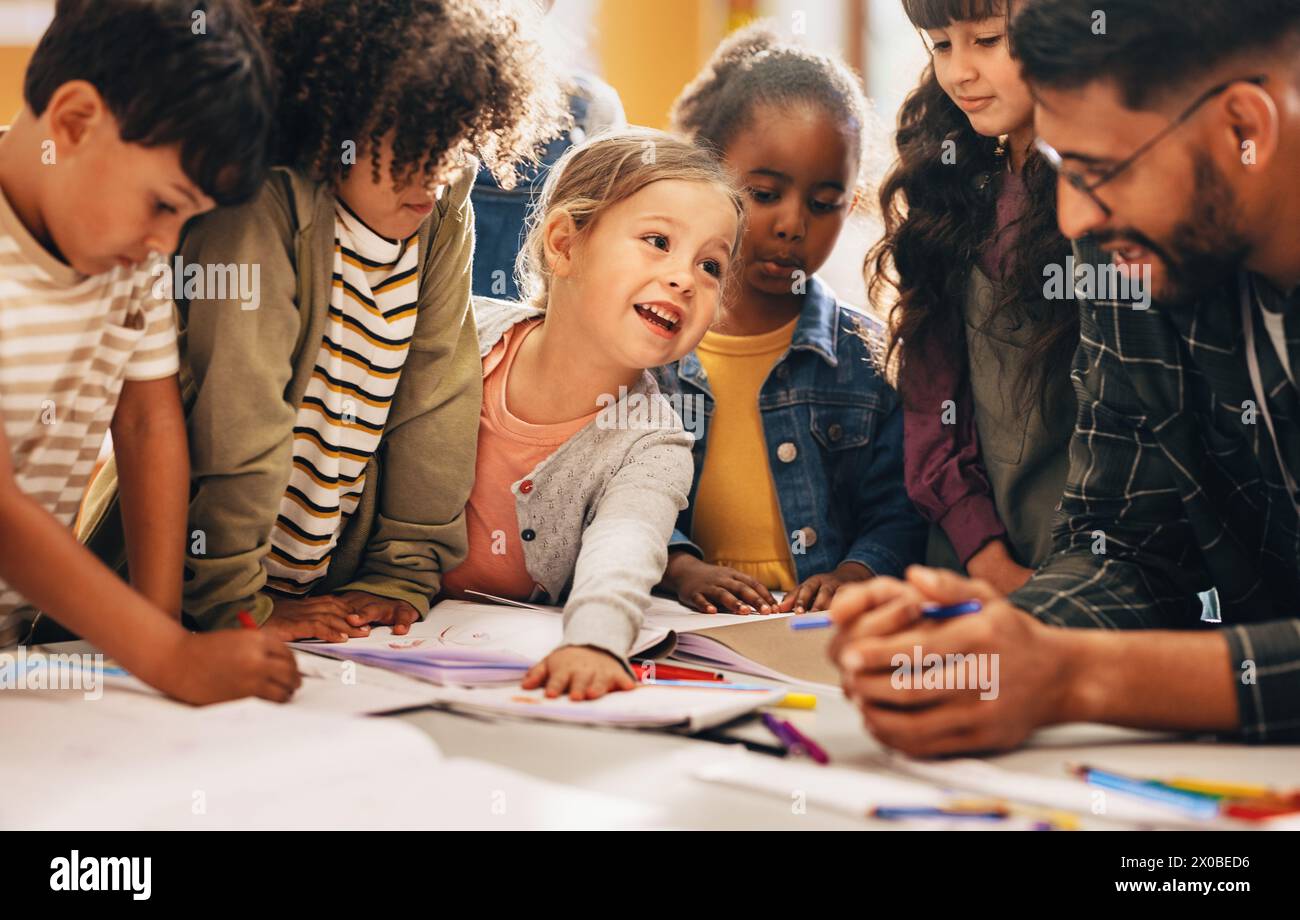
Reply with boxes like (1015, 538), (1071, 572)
(690, 317), (799, 591)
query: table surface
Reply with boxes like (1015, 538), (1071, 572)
(393, 666), (1300, 830)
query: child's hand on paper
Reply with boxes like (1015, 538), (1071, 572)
(152, 630), (302, 704)
(777, 562), (874, 614)
(521, 646), (637, 700)
(262, 595), (373, 643)
(662, 553), (779, 614)
(337, 591), (420, 635)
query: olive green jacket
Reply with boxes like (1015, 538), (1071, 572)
(80, 167), (482, 630)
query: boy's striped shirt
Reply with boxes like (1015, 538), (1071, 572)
(264, 202), (419, 595)
(0, 185), (178, 645)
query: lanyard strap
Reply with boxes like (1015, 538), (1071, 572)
(1240, 273), (1300, 518)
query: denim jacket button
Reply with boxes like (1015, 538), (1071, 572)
(776, 364), (789, 380)
(777, 442), (798, 463)
(801, 526), (818, 547)
(828, 423), (843, 442)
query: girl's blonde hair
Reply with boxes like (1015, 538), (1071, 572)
(516, 127), (746, 310)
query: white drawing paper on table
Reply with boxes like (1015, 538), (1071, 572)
(427, 681), (785, 731)
(692, 747), (950, 816)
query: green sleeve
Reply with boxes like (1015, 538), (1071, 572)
(181, 178), (301, 630)
(332, 172), (482, 615)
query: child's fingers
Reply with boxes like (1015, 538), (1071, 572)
(736, 574), (778, 608)
(258, 679), (295, 703)
(799, 581), (823, 611)
(262, 666), (301, 699)
(726, 578), (768, 612)
(811, 583), (837, 612)
(614, 669), (637, 692)
(708, 587), (747, 613)
(583, 672), (610, 700)
(299, 596), (356, 618)
(689, 592), (718, 614)
(520, 662), (547, 689)
(330, 615), (370, 640)
(569, 670), (593, 701)
(544, 667), (570, 698)
(296, 615), (354, 643)
(392, 606), (419, 634)
(265, 651), (302, 691)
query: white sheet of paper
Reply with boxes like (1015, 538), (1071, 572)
(0, 692), (668, 829)
(25, 640), (445, 715)
(424, 681), (785, 731)
(692, 747), (949, 816)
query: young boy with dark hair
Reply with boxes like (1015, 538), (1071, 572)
(0, 0), (300, 703)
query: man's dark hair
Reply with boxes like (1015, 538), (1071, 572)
(24, 0), (276, 205)
(1012, 0), (1300, 108)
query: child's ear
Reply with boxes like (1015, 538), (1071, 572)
(43, 80), (108, 154)
(541, 209), (580, 278)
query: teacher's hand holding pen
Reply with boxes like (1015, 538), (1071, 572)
(826, 566), (1081, 758)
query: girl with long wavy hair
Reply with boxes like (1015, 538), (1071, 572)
(867, 0), (1076, 593)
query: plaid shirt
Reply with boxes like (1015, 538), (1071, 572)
(1011, 241), (1300, 743)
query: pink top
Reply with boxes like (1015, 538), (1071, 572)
(441, 318), (599, 600)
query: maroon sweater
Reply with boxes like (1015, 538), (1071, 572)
(901, 169), (1028, 565)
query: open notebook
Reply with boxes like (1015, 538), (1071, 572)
(290, 598), (676, 686)
(640, 595), (841, 689)
(288, 595), (790, 730)
(440, 590), (839, 687)
(290, 593), (834, 687)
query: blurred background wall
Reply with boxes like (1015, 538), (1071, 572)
(0, 0), (931, 308)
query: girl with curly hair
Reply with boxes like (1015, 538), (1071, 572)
(83, 0), (568, 642)
(866, 0), (1075, 594)
(654, 24), (926, 617)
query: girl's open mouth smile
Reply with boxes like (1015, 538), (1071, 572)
(634, 302), (682, 338)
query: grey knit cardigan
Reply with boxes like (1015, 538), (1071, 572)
(471, 297), (695, 661)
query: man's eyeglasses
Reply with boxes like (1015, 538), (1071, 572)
(1034, 75), (1268, 219)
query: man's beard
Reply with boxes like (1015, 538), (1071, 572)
(1158, 153), (1252, 304)
(1092, 153), (1252, 306)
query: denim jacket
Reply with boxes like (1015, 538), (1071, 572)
(652, 277), (927, 581)
(471, 74), (625, 300)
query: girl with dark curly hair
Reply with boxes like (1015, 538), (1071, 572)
(866, 0), (1075, 594)
(654, 23), (927, 618)
(82, 0), (569, 642)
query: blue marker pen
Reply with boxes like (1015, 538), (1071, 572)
(790, 614), (833, 631)
(921, 600), (983, 620)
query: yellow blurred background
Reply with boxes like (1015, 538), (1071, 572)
(0, 0), (931, 305)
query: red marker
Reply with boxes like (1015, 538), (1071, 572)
(631, 661), (724, 682)
(237, 610), (258, 630)
(1223, 800), (1300, 822)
